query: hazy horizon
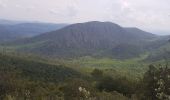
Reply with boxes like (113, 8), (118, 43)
(0, 0), (170, 35)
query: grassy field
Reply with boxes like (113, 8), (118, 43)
(55, 55), (151, 80)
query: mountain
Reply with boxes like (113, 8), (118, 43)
(0, 24), (24, 42)
(0, 22), (67, 42)
(5, 21), (158, 59)
(4, 23), (67, 37)
(0, 19), (24, 25)
(124, 27), (157, 40)
(145, 36), (170, 61)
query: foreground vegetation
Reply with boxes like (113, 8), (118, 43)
(0, 53), (170, 100)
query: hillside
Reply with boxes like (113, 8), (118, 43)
(0, 19), (24, 25)
(0, 53), (133, 99)
(0, 53), (82, 82)
(0, 22), (67, 42)
(0, 53), (83, 99)
(6, 21), (158, 59)
(0, 25), (23, 42)
(146, 40), (170, 61)
(124, 27), (157, 40)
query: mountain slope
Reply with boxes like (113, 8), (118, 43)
(146, 38), (170, 61)
(124, 27), (157, 40)
(7, 23), (67, 37)
(5, 21), (158, 59)
(0, 19), (24, 25)
(0, 53), (82, 82)
(0, 22), (67, 42)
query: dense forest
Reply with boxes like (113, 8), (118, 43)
(0, 53), (169, 100)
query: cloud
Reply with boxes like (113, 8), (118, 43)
(66, 6), (78, 17)
(49, 5), (78, 18)
(25, 6), (36, 11)
(15, 4), (21, 8)
(49, 9), (61, 15)
(0, 0), (170, 33)
(0, 0), (6, 8)
(121, 0), (130, 10)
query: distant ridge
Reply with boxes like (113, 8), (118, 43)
(4, 21), (158, 59)
(0, 19), (67, 42)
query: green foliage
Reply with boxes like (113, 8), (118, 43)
(96, 75), (136, 97)
(2, 53), (170, 100)
(0, 54), (84, 99)
(61, 79), (96, 100)
(96, 91), (130, 100)
(146, 41), (170, 62)
(67, 56), (149, 80)
(139, 64), (170, 100)
(111, 44), (144, 59)
(91, 69), (103, 80)
(0, 69), (64, 100)
(0, 54), (82, 82)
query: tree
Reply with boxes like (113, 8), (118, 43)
(96, 76), (135, 97)
(141, 64), (170, 100)
(91, 69), (103, 80)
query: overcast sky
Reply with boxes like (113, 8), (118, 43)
(0, 0), (170, 34)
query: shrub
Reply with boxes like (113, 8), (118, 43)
(61, 78), (96, 100)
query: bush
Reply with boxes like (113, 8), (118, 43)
(96, 76), (136, 97)
(91, 69), (103, 80)
(61, 78), (97, 100)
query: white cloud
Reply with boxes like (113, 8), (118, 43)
(49, 5), (78, 19)
(15, 4), (21, 8)
(0, 0), (6, 8)
(121, 0), (131, 10)
(66, 6), (78, 17)
(49, 9), (58, 15)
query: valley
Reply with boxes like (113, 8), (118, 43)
(0, 20), (170, 100)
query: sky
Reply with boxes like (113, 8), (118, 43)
(0, 0), (170, 35)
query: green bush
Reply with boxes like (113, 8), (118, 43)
(61, 78), (96, 100)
